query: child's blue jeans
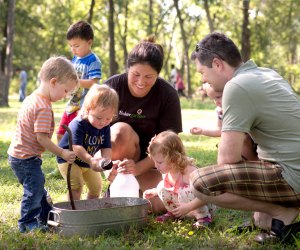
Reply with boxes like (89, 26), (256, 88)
(8, 155), (52, 232)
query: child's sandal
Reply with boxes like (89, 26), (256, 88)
(193, 216), (212, 229)
(156, 212), (175, 223)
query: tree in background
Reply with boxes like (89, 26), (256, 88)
(241, 0), (251, 61)
(0, 0), (299, 105)
(87, 0), (95, 24)
(203, 0), (215, 33)
(108, 0), (119, 76)
(174, 0), (191, 97)
(0, 0), (15, 107)
(115, 0), (129, 72)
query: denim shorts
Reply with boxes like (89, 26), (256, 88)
(8, 155), (52, 231)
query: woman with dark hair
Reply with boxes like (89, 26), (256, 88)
(105, 37), (182, 213)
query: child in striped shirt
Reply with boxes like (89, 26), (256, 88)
(7, 56), (78, 233)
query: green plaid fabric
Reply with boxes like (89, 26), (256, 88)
(190, 161), (300, 207)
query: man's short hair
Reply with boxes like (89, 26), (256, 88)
(192, 32), (242, 68)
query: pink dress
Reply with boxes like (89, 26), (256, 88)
(157, 172), (211, 220)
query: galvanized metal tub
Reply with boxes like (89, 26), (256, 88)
(47, 197), (150, 237)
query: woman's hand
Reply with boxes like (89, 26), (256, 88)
(117, 159), (137, 175)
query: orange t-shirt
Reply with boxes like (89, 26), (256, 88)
(7, 91), (54, 159)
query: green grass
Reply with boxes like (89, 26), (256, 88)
(0, 96), (299, 249)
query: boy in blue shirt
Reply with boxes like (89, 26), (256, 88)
(56, 20), (102, 143)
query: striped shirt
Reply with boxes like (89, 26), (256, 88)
(7, 91), (54, 159)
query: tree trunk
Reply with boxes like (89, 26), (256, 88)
(148, 0), (153, 35)
(203, 0), (214, 32)
(287, 0), (297, 64)
(173, 0), (191, 97)
(1, 0), (9, 73)
(241, 0), (251, 61)
(108, 0), (118, 76)
(0, 0), (15, 107)
(122, 2), (129, 71)
(87, 0), (95, 24)
(116, 0), (129, 71)
(164, 19), (176, 78)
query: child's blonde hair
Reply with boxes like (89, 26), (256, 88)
(148, 130), (194, 174)
(80, 84), (119, 119)
(39, 56), (78, 85)
(203, 83), (222, 99)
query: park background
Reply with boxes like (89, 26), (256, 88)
(1, 0), (300, 105)
(0, 0), (300, 249)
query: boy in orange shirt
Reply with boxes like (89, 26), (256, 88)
(8, 56), (78, 233)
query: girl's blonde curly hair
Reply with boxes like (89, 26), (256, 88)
(147, 130), (194, 174)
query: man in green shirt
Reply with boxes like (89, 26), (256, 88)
(190, 32), (300, 243)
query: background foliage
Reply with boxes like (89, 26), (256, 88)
(1, 0), (300, 100)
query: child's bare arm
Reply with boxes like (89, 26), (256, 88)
(90, 148), (112, 172)
(79, 78), (100, 89)
(72, 145), (110, 172)
(172, 198), (206, 218)
(36, 132), (76, 162)
(190, 126), (221, 137)
(143, 188), (158, 200)
(72, 144), (94, 166)
(97, 148), (112, 160)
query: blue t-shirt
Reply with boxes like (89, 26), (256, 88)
(66, 52), (102, 114)
(57, 116), (111, 168)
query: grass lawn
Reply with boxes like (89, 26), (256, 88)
(0, 96), (299, 249)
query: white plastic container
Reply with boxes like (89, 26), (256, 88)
(110, 173), (140, 198)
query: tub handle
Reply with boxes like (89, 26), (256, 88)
(47, 210), (61, 227)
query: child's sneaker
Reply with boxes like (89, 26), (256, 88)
(19, 221), (49, 233)
(156, 212), (175, 223)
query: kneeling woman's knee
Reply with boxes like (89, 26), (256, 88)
(111, 122), (139, 145)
